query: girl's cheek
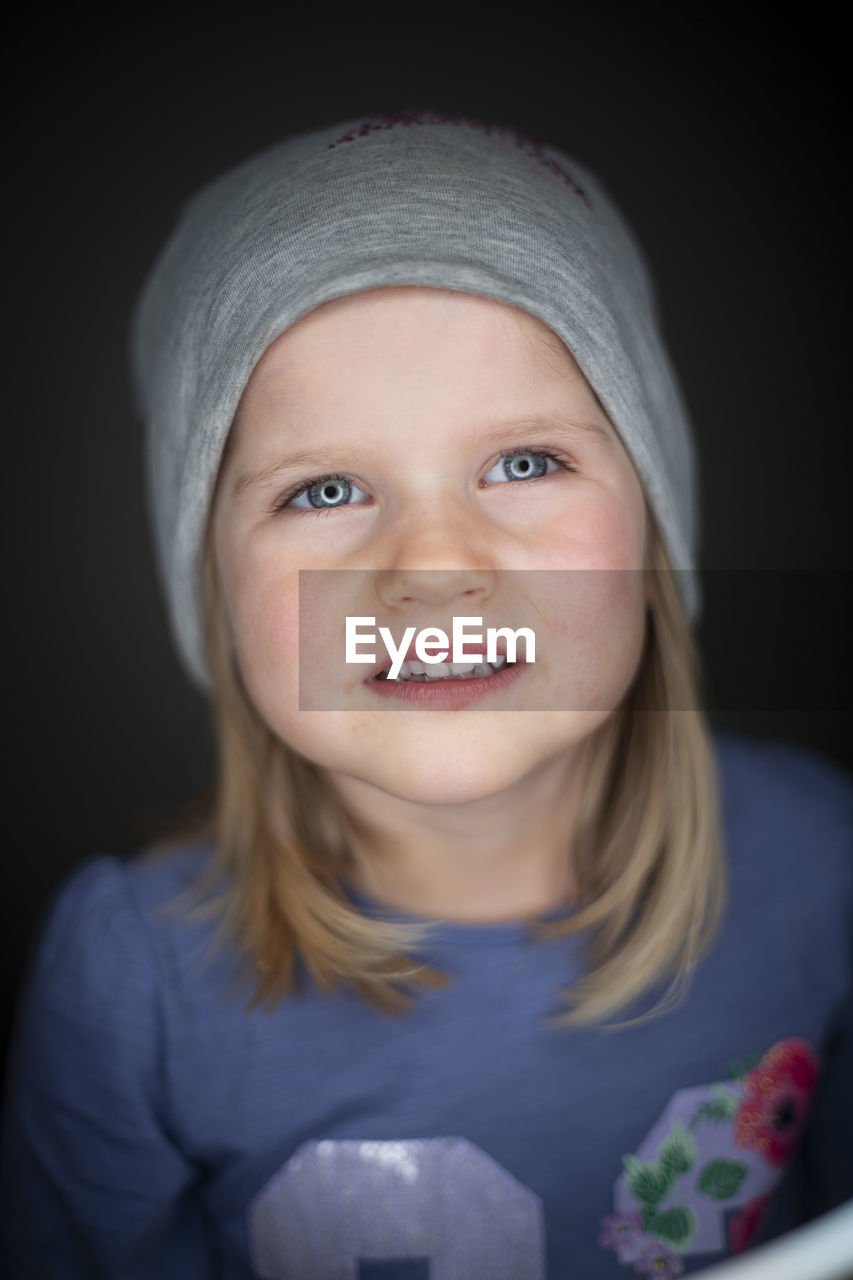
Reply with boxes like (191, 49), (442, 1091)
(546, 562), (644, 650)
(225, 553), (301, 703)
(249, 582), (299, 663)
(533, 498), (645, 573)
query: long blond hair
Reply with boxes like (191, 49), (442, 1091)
(146, 496), (725, 1033)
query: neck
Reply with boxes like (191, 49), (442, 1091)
(329, 744), (590, 924)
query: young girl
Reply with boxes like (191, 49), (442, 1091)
(2, 109), (851, 1279)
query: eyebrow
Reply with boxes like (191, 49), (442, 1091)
(232, 412), (613, 497)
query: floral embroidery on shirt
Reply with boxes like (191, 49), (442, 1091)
(727, 1193), (773, 1254)
(732, 1038), (819, 1166)
(597, 1037), (821, 1275)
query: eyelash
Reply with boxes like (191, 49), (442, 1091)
(268, 447), (578, 517)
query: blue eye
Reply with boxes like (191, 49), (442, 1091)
(280, 474), (371, 512)
(482, 448), (565, 485)
(272, 448), (574, 516)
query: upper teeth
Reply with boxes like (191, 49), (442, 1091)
(388, 656), (509, 681)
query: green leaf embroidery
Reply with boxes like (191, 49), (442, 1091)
(658, 1120), (698, 1177)
(689, 1100), (730, 1128)
(622, 1154), (674, 1206)
(697, 1157), (749, 1200)
(640, 1205), (657, 1232)
(688, 1084), (740, 1130)
(729, 1053), (763, 1080)
(644, 1204), (698, 1249)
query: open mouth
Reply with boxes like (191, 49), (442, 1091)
(366, 640), (529, 707)
(373, 654), (511, 683)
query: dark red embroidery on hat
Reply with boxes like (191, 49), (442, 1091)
(327, 109), (590, 207)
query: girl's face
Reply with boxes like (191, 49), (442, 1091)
(212, 286), (649, 806)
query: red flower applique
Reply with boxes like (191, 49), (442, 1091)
(733, 1037), (821, 1167)
(728, 1193), (773, 1253)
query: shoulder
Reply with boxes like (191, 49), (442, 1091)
(711, 727), (852, 824)
(22, 842), (217, 1024)
(36, 838), (213, 937)
(710, 727), (853, 905)
(28, 854), (148, 988)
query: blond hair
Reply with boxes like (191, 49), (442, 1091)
(145, 493), (725, 1033)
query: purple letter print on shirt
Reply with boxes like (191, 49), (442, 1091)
(247, 1136), (546, 1280)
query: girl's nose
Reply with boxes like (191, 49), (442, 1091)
(376, 565), (497, 613)
(373, 497), (499, 611)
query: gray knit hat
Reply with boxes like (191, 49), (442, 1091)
(129, 109), (701, 693)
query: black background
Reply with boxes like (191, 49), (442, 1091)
(4, 3), (851, 1092)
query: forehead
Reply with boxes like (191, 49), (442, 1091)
(245, 285), (584, 389)
(213, 284), (639, 513)
(219, 287), (617, 487)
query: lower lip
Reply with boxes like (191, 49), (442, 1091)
(365, 661), (528, 708)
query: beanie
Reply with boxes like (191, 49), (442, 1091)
(129, 109), (701, 693)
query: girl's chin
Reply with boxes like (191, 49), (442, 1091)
(331, 751), (568, 807)
(365, 779), (521, 807)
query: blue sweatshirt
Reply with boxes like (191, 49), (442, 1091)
(1, 729), (852, 1279)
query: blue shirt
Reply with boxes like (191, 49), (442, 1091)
(2, 729), (852, 1278)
